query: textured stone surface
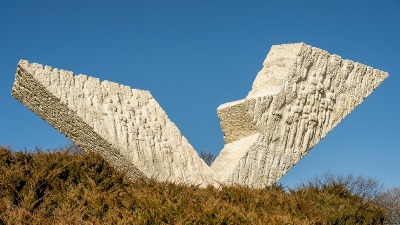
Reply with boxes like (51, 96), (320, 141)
(12, 60), (218, 186)
(211, 43), (388, 188)
(11, 43), (388, 188)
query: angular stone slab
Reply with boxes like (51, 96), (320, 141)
(211, 43), (388, 188)
(12, 60), (219, 186)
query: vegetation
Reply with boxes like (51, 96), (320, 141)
(0, 145), (389, 224)
(375, 187), (400, 224)
(198, 150), (216, 166)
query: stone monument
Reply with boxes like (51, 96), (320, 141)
(12, 43), (388, 188)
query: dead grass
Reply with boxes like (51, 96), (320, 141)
(0, 145), (386, 224)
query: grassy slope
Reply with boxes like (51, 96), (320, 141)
(0, 146), (386, 225)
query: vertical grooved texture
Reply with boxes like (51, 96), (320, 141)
(12, 61), (218, 187)
(211, 43), (388, 188)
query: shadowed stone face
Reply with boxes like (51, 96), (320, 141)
(11, 43), (388, 188)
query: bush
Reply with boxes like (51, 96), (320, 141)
(375, 187), (400, 224)
(300, 172), (383, 201)
(0, 146), (387, 224)
(198, 150), (215, 166)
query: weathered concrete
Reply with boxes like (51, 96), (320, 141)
(11, 43), (388, 188)
(12, 60), (219, 187)
(211, 43), (388, 188)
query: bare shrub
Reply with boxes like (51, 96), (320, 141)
(375, 187), (400, 223)
(301, 172), (383, 201)
(199, 150), (215, 166)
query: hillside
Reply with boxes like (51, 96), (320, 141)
(0, 145), (386, 224)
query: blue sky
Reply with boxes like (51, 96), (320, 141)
(1, 0), (399, 189)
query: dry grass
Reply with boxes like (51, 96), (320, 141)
(0, 145), (386, 224)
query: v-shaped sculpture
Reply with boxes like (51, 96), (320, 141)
(12, 43), (388, 188)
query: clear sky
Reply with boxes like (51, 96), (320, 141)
(1, 0), (399, 189)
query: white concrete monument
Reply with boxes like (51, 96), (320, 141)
(12, 60), (219, 187)
(12, 43), (388, 188)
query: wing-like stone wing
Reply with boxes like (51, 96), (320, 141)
(12, 60), (219, 187)
(211, 43), (388, 188)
